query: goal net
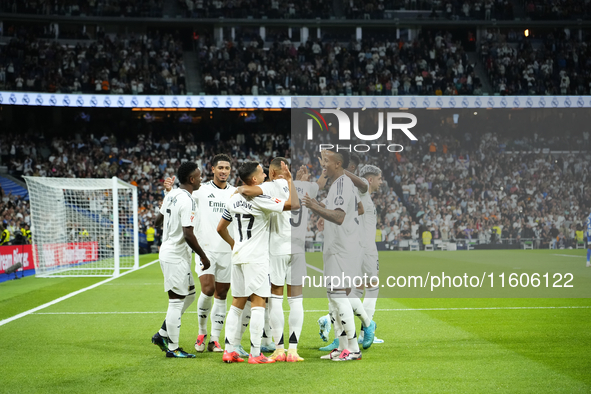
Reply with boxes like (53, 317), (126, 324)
(23, 176), (139, 277)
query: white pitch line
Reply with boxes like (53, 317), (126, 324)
(0, 259), (160, 327)
(306, 264), (323, 273)
(31, 305), (591, 316)
(553, 254), (584, 258)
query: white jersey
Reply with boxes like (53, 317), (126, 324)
(292, 181), (319, 254)
(358, 178), (378, 255)
(323, 174), (358, 256)
(222, 193), (285, 265)
(260, 179), (291, 256)
(192, 180), (236, 253)
(159, 188), (196, 263)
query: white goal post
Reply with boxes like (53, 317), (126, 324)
(23, 176), (139, 277)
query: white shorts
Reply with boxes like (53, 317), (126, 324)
(361, 253), (379, 278)
(231, 263), (271, 298)
(160, 259), (194, 296)
(270, 253), (307, 287)
(196, 251), (231, 283)
(323, 253), (359, 289)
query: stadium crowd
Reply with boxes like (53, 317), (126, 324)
(293, 120), (591, 250)
(524, 0), (591, 20)
(0, 0), (163, 17)
(199, 32), (481, 96)
(180, 0), (331, 19)
(0, 125), (290, 246)
(344, 0), (514, 20)
(0, 30), (187, 95)
(482, 28), (591, 95)
(1, 116), (589, 249)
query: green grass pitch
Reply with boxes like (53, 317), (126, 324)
(0, 250), (590, 393)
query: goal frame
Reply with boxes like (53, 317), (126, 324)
(23, 176), (139, 277)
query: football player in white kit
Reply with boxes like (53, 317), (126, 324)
(164, 154), (237, 354)
(151, 161), (211, 358)
(235, 157), (306, 362)
(318, 154), (376, 352)
(345, 164), (383, 346)
(217, 161), (298, 364)
(303, 150), (375, 361)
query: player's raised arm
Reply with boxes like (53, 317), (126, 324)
(316, 155), (329, 190)
(183, 226), (210, 270)
(280, 161), (299, 211)
(163, 176), (175, 193)
(344, 169), (369, 194)
(236, 184), (264, 197)
(217, 209), (235, 249)
(302, 193), (345, 225)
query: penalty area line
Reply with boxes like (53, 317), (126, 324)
(0, 259), (160, 327)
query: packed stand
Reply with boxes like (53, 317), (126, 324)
(0, 128), (289, 247)
(293, 126), (591, 249)
(0, 30), (187, 95)
(180, 0), (331, 18)
(524, 0), (591, 20)
(0, 0), (163, 17)
(482, 29), (591, 95)
(199, 32), (482, 96)
(344, 0), (514, 20)
(1, 121), (589, 250)
(0, 187), (30, 246)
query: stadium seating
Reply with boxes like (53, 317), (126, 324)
(0, 31), (186, 95)
(198, 32), (478, 96)
(1, 123), (589, 249)
(0, 0), (163, 17)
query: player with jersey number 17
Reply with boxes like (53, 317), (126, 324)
(217, 161), (299, 364)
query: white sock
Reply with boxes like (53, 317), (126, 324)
(250, 306), (265, 357)
(210, 298), (227, 343)
(224, 305), (242, 353)
(196, 293), (213, 336)
(333, 295), (359, 353)
(165, 299), (184, 351)
(237, 301), (251, 347)
(329, 298), (346, 352)
(269, 295), (285, 349)
(262, 303), (273, 346)
(181, 291), (196, 316)
(363, 287), (379, 321)
(348, 294), (372, 327)
(287, 295), (303, 350)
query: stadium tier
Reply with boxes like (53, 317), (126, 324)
(1, 106), (589, 252)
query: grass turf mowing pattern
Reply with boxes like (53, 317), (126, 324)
(0, 252), (589, 393)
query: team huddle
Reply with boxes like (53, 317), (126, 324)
(151, 150), (384, 363)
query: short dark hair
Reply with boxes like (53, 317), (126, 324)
(263, 166), (270, 179)
(349, 154), (360, 169)
(212, 153), (232, 167)
(269, 157), (289, 170)
(238, 161), (260, 184)
(333, 150), (350, 169)
(177, 161), (199, 184)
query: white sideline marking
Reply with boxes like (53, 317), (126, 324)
(31, 305), (591, 316)
(306, 264), (323, 273)
(553, 254), (584, 258)
(0, 259), (159, 327)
